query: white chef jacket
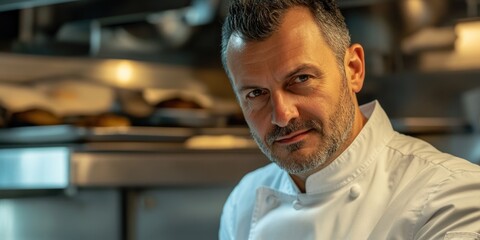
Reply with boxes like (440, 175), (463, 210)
(219, 101), (480, 240)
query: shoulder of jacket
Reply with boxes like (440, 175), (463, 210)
(387, 132), (480, 175)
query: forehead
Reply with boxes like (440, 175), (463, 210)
(225, 7), (335, 86)
(227, 6), (323, 56)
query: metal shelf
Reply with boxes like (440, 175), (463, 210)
(0, 0), (77, 12)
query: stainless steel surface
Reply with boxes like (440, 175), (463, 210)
(367, 70), (480, 120)
(462, 87), (480, 132)
(0, 0), (77, 12)
(0, 125), (251, 143)
(0, 140), (261, 239)
(0, 125), (197, 144)
(133, 187), (232, 240)
(0, 53), (196, 86)
(0, 125), (86, 144)
(72, 148), (269, 186)
(0, 1), (222, 65)
(0, 147), (69, 190)
(86, 0), (218, 55)
(0, 189), (120, 240)
(0, 139), (268, 189)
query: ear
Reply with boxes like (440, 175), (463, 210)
(344, 43), (365, 93)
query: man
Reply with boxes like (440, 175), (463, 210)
(219, 0), (480, 239)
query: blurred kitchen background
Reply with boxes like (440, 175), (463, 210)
(0, 0), (479, 239)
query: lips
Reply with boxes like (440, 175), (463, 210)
(274, 129), (312, 144)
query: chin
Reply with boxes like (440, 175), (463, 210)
(270, 151), (326, 174)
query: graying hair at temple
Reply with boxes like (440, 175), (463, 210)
(220, 0), (352, 78)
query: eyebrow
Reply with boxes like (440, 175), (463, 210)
(284, 64), (323, 80)
(237, 84), (262, 94)
(235, 64), (324, 93)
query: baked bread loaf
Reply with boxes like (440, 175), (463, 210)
(10, 109), (62, 127)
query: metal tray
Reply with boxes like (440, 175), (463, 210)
(0, 125), (252, 144)
(0, 125), (196, 144)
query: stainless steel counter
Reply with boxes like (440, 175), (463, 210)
(0, 147), (70, 190)
(0, 143), (269, 191)
(0, 125), (269, 190)
(0, 138), (267, 240)
(71, 144), (269, 187)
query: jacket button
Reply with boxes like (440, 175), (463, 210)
(349, 184), (361, 199)
(292, 199), (302, 210)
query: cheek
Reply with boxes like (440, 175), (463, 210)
(244, 111), (270, 139)
(241, 99), (271, 124)
(297, 98), (330, 122)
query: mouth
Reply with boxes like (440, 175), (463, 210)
(273, 129), (312, 145)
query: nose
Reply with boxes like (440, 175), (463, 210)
(271, 92), (299, 127)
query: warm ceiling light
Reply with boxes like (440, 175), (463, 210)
(455, 20), (480, 54)
(115, 61), (134, 84)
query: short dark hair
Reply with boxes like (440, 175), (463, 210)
(221, 0), (351, 78)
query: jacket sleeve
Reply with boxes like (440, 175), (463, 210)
(414, 170), (480, 240)
(219, 185), (239, 240)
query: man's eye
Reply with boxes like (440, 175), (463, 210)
(246, 89), (266, 99)
(294, 75), (310, 83)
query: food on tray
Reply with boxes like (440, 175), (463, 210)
(65, 113), (131, 127)
(155, 97), (203, 109)
(143, 88), (212, 110)
(10, 109), (62, 127)
(117, 89), (154, 118)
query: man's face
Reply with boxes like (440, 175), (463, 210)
(226, 7), (357, 176)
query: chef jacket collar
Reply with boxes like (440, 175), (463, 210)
(299, 100), (396, 194)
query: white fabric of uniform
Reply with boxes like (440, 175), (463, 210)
(219, 101), (480, 240)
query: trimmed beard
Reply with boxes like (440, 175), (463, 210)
(250, 78), (355, 175)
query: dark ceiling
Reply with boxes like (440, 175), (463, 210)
(0, 0), (225, 67)
(0, 0), (474, 69)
